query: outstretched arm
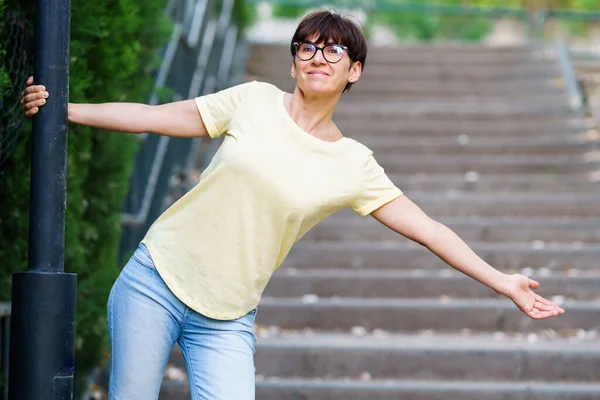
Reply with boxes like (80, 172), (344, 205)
(370, 195), (565, 320)
(20, 76), (208, 138)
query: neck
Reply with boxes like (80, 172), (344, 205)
(287, 86), (341, 135)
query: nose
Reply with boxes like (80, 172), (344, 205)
(311, 48), (327, 64)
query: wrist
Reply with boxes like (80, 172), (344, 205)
(494, 272), (514, 298)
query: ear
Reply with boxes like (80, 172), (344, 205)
(291, 59), (296, 78)
(348, 61), (362, 83)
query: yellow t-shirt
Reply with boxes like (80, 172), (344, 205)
(142, 81), (403, 320)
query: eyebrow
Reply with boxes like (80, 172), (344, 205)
(304, 39), (343, 46)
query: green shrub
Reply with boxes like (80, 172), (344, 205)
(0, 0), (171, 392)
(0, 0), (12, 107)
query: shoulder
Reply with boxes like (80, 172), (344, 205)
(203, 81), (281, 109)
(342, 138), (374, 160)
(241, 80), (282, 96)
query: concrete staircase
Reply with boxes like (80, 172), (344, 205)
(247, 44), (600, 400)
(154, 44), (600, 399)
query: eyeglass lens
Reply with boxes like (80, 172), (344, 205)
(296, 43), (345, 63)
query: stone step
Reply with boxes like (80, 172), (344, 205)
(159, 334), (600, 399)
(342, 78), (561, 94)
(254, 333), (600, 382)
(339, 91), (567, 103)
(247, 65), (559, 81)
(250, 77), (564, 98)
(336, 120), (586, 136)
(340, 77), (562, 92)
(248, 44), (542, 65)
(336, 99), (573, 112)
(362, 133), (597, 145)
(305, 216), (600, 243)
(255, 297), (599, 332)
(265, 269), (599, 300)
(353, 139), (597, 156)
(358, 132), (596, 148)
(285, 241), (600, 271)
(159, 383), (188, 400)
(331, 103), (575, 121)
(375, 154), (599, 174)
(337, 114), (579, 124)
(385, 172), (600, 192)
(341, 92), (567, 102)
(372, 145), (593, 157)
(256, 379), (600, 400)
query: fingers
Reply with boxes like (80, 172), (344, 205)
(527, 308), (563, 320)
(24, 107), (39, 118)
(524, 296), (566, 320)
(21, 84), (46, 99)
(536, 294), (565, 312)
(534, 300), (557, 312)
(22, 96), (48, 117)
(21, 83), (48, 117)
(535, 295), (556, 306)
(22, 90), (48, 105)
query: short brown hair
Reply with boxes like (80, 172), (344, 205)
(290, 10), (367, 93)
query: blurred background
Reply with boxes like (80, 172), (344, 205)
(1, 0), (600, 399)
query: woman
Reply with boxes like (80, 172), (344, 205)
(20, 10), (565, 400)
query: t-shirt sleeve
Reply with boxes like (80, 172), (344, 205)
(194, 81), (255, 138)
(350, 153), (403, 216)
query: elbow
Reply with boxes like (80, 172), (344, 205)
(413, 219), (444, 248)
(128, 104), (161, 135)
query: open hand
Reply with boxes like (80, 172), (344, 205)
(20, 76), (48, 117)
(504, 274), (565, 320)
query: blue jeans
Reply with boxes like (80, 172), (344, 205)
(107, 244), (257, 400)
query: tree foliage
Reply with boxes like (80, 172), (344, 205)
(267, 0), (599, 42)
(0, 0), (171, 391)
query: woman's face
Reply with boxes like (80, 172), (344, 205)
(291, 35), (362, 97)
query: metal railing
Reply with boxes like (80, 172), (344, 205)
(0, 302), (9, 400)
(534, 8), (600, 129)
(119, 0), (245, 261)
(534, 8), (600, 47)
(555, 36), (585, 111)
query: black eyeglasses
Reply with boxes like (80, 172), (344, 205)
(293, 42), (351, 64)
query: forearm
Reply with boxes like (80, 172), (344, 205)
(68, 102), (150, 133)
(425, 222), (509, 296)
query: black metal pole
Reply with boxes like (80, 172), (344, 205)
(8, 0), (77, 399)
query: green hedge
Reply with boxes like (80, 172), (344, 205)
(0, 0), (8, 98)
(0, 0), (171, 391)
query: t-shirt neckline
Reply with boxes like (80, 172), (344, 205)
(278, 91), (347, 146)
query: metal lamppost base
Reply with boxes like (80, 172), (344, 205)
(9, 271), (77, 400)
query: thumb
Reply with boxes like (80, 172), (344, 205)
(528, 278), (540, 289)
(26, 76), (34, 86)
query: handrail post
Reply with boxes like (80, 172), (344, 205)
(532, 11), (547, 43)
(555, 36), (584, 111)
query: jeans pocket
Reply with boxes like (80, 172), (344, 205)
(132, 243), (156, 270)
